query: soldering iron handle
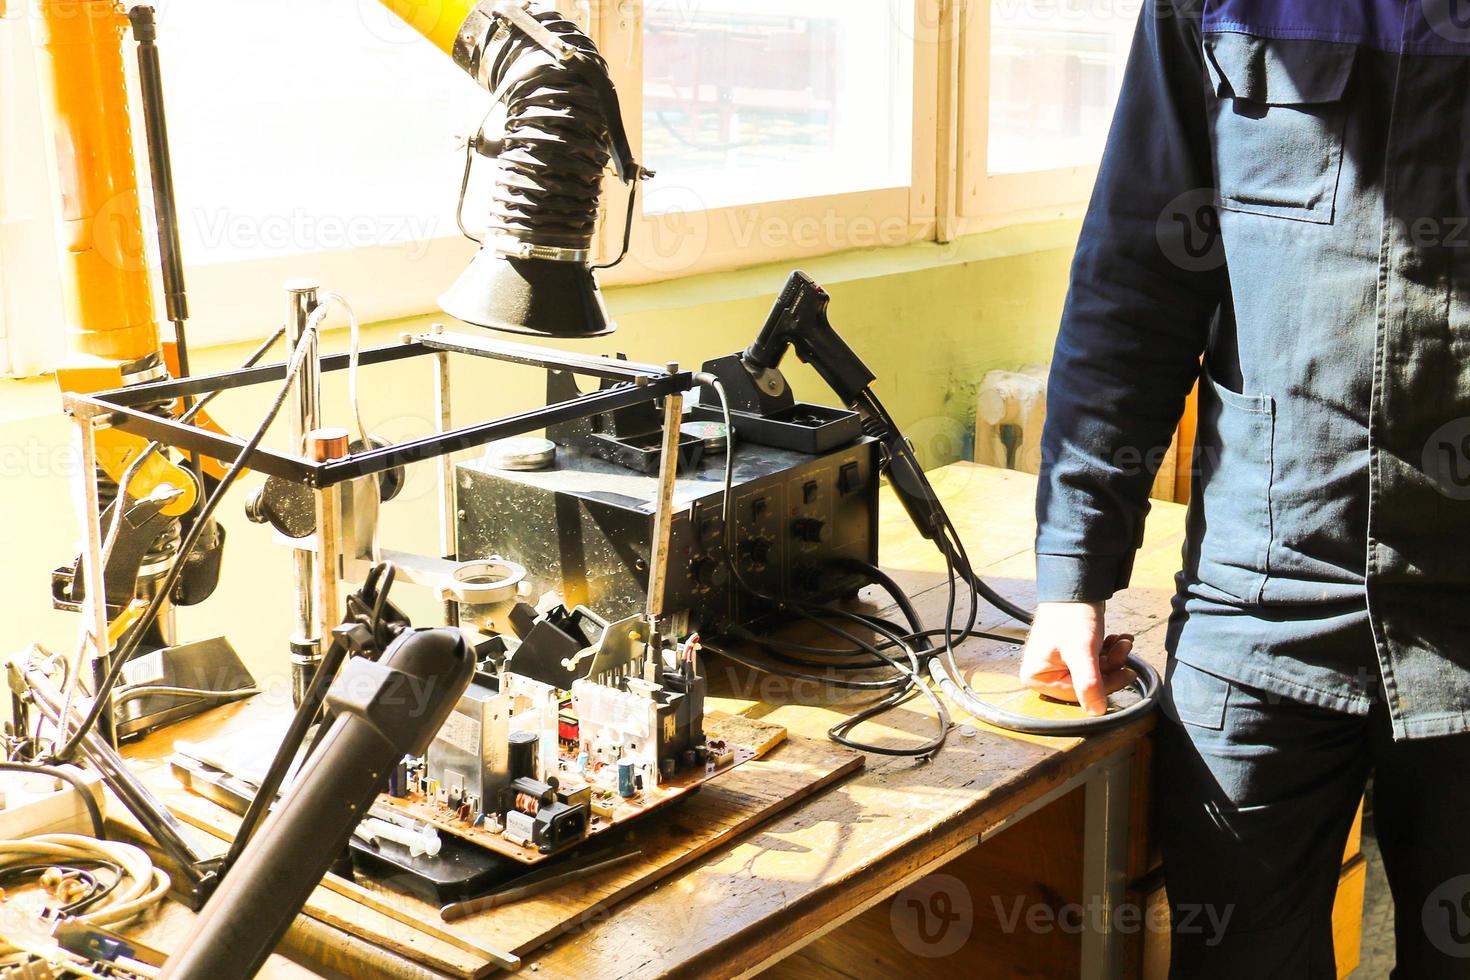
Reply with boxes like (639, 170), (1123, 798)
(744, 271), (878, 401)
(161, 628), (474, 980)
(743, 270), (814, 369)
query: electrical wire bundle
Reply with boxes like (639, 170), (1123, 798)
(694, 377), (952, 758)
(696, 376), (1161, 758)
(0, 834), (169, 961)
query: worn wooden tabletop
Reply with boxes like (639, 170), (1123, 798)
(118, 462), (1189, 977)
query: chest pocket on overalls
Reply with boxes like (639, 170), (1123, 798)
(1203, 33), (1357, 224)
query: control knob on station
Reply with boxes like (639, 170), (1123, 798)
(691, 556), (730, 590)
(791, 517), (831, 545)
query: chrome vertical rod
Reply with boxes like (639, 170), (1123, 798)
(309, 429), (348, 687)
(285, 279), (322, 706)
(73, 415), (109, 695)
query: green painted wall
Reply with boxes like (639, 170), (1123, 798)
(0, 221), (1077, 684)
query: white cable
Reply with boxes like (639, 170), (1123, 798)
(0, 834), (170, 958)
(321, 291), (368, 448)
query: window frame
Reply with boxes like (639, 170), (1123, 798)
(943, 0), (1109, 239)
(0, 6), (66, 378)
(589, 0), (942, 286)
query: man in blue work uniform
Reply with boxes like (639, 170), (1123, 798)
(1019, 0), (1470, 975)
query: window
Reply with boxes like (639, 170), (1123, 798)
(0, 7), (65, 377)
(641, 1), (914, 211)
(951, 0), (1141, 232)
(165, 0), (483, 266)
(154, 0), (496, 344)
(986, 0), (1138, 175)
(3, 0), (1138, 374)
(597, 0), (937, 284)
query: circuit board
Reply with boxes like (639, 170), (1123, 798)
(375, 715), (782, 866)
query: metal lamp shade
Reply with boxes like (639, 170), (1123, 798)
(438, 248), (615, 338)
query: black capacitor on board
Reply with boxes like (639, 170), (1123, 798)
(508, 730), (539, 782)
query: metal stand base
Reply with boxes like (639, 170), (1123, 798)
(113, 636), (255, 740)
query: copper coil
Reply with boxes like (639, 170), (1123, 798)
(514, 792), (540, 816)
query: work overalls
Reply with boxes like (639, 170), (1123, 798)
(1036, 1), (1470, 974)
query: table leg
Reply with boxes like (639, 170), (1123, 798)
(1080, 748), (1134, 980)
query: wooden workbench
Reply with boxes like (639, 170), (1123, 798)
(113, 463), (1259, 977)
(525, 462), (1187, 979)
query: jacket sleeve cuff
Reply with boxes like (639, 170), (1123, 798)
(1034, 553), (1134, 603)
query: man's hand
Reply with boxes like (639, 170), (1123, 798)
(1019, 601), (1137, 716)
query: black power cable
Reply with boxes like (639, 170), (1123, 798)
(697, 358), (1160, 746)
(0, 762), (106, 839)
(699, 377), (950, 758)
(890, 432), (1162, 737)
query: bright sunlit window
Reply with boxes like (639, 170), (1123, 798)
(2, 0), (1135, 372)
(640, 0), (914, 212)
(986, 0), (1139, 175)
(162, 0), (486, 265)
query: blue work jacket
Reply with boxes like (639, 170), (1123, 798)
(1036, 0), (1470, 738)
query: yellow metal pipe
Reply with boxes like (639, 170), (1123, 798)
(33, 0), (195, 514)
(377, 0), (480, 56)
(32, 0), (158, 363)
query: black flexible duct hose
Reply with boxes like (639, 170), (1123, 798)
(480, 8), (612, 252)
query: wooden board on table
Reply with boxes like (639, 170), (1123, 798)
(131, 705), (860, 979)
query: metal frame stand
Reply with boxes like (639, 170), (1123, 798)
(45, 326), (699, 906)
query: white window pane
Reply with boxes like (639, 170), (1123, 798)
(643, 0), (914, 213)
(987, 0), (1141, 175)
(159, 0), (487, 265)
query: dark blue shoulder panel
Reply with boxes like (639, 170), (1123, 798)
(1203, 0), (1470, 53)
